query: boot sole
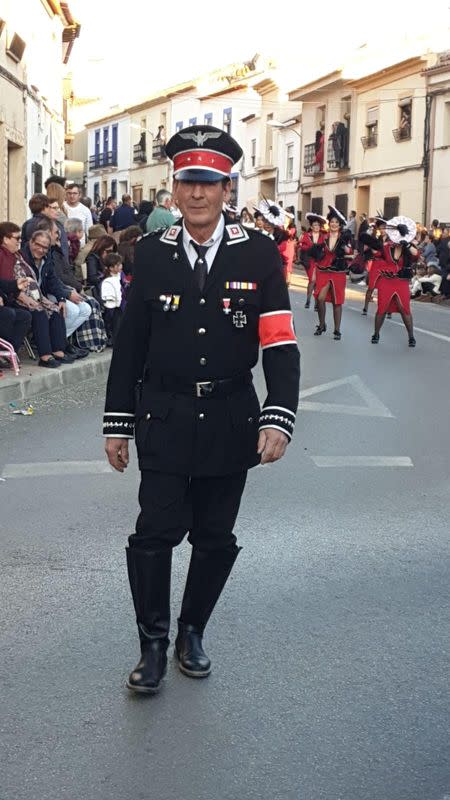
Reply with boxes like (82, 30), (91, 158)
(126, 680), (161, 695)
(174, 652), (211, 678)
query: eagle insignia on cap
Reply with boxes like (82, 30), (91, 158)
(179, 131), (222, 147)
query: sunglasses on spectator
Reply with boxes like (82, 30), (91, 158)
(10, 235), (21, 241)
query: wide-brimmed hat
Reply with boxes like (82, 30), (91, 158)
(327, 205), (347, 226)
(165, 124), (243, 183)
(305, 212), (326, 226)
(257, 198), (287, 227)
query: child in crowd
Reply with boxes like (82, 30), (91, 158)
(101, 253), (123, 345)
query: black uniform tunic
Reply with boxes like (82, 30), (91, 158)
(103, 218), (300, 476)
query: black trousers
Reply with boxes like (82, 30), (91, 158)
(30, 308), (67, 357)
(0, 306), (31, 352)
(103, 307), (121, 343)
(129, 470), (248, 553)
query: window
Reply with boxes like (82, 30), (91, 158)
(111, 179), (117, 200)
(383, 197), (399, 218)
(175, 121), (183, 132)
(149, 188), (156, 201)
(335, 193), (348, 220)
(444, 101), (450, 147)
(230, 173), (239, 207)
(140, 117), (146, 132)
(286, 143), (294, 181)
(363, 106), (379, 148)
(6, 32), (26, 62)
(112, 124), (118, 164)
(93, 182), (100, 202)
(250, 139), (256, 168)
(189, 117), (197, 126)
(0, 19), (6, 38)
(311, 197), (323, 215)
(31, 162), (42, 194)
(223, 108), (232, 134)
(103, 127), (109, 159)
(94, 130), (100, 164)
(204, 112), (213, 125)
(394, 97), (412, 141)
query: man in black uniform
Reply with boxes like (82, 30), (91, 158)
(104, 125), (300, 694)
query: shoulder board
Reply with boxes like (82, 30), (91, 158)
(159, 225), (182, 245)
(141, 230), (160, 239)
(225, 223), (249, 246)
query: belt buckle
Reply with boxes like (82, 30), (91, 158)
(195, 381), (213, 398)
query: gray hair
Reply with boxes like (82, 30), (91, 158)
(65, 218), (84, 234)
(156, 189), (171, 206)
(30, 230), (51, 244)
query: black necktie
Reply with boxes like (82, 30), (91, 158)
(190, 241), (209, 292)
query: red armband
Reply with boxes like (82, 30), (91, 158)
(259, 311), (297, 349)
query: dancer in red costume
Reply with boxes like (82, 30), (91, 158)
(312, 206), (353, 340)
(360, 215), (418, 347)
(298, 213), (326, 309)
(362, 216), (389, 315)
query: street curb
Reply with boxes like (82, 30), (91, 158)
(0, 351), (112, 407)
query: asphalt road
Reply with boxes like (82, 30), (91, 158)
(0, 285), (449, 800)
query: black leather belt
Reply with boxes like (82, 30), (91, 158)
(147, 373), (252, 398)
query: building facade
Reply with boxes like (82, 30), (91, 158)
(0, 0), (79, 223)
(86, 111), (131, 204)
(423, 51), (450, 226)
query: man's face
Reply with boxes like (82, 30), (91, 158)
(66, 187), (80, 206)
(164, 195), (172, 209)
(49, 224), (59, 245)
(172, 180), (230, 229)
(30, 236), (50, 260)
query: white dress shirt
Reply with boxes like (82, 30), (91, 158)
(182, 215), (225, 272)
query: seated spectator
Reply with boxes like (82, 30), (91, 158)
(74, 224), (107, 282)
(412, 261), (442, 300)
(0, 223), (72, 368)
(22, 229), (91, 359)
(101, 253), (124, 345)
(86, 235), (117, 300)
(410, 264), (428, 298)
(65, 217), (84, 265)
(419, 233), (437, 265)
(0, 274), (32, 361)
(111, 194), (137, 234)
(118, 225), (142, 278)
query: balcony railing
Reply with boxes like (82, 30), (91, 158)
(133, 143), (147, 163)
(152, 140), (166, 161)
(303, 142), (324, 176)
(326, 137), (349, 170)
(89, 151), (118, 169)
(392, 126), (411, 143)
(361, 132), (378, 150)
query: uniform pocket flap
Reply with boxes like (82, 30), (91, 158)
(136, 390), (172, 420)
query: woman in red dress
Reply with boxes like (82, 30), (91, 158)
(362, 216), (389, 315)
(360, 216), (418, 346)
(298, 213), (326, 308)
(313, 206), (352, 340)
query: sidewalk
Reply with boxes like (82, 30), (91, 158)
(0, 350), (111, 407)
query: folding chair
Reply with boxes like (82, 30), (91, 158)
(23, 335), (37, 360)
(0, 337), (20, 376)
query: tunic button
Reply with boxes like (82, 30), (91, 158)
(199, 298), (206, 305)
(200, 357), (207, 366)
(238, 298), (245, 305)
(247, 417), (253, 423)
(198, 327), (206, 335)
(146, 413), (151, 420)
(199, 413), (205, 420)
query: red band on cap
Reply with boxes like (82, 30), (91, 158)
(173, 150), (233, 175)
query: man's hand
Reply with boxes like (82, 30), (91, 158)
(58, 300), (67, 317)
(257, 428), (289, 465)
(69, 291), (82, 304)
(19, 292), (40, 310)
(105, 437), (129, 472)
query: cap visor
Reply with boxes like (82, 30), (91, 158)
(174, 168), (228, 183)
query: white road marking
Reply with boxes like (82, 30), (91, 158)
(1, 461), (114, 479)
(311, 456), (414, 468)
(299, 374), (394, 418)
(347, 305), (450, 343)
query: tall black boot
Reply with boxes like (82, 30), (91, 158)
(125, 547), (172, 694)
(175, 545), (241, 678)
